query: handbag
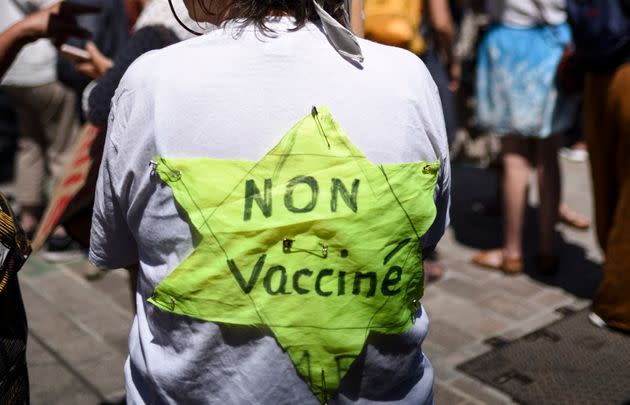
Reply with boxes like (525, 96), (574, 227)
(531, 0), (584, 94)
(555, 43), (584, 95)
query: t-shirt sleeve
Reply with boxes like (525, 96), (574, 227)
(424, 153), (451, 249)
(89, 90), (139, 269)
(417, 64), (451, 250)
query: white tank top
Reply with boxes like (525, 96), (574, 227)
(486, 0), (567, 27)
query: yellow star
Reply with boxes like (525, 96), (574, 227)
(149, 107), (439, 402)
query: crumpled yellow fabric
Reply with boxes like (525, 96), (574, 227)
(149, 106), (439, 402)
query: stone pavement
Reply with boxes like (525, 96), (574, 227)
(10, 158), (604, 404)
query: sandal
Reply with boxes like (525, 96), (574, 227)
(424, 259), (446, 284)
(558, 205), (590, 230)
(471, 249), (524, 275)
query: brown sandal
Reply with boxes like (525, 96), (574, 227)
(471, 249), (524, 275)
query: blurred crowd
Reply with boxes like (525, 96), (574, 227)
(361, 0), (629, 332)
(0, 0), (629, 403)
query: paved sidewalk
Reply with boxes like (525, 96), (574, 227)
(12, 158), (604, 404)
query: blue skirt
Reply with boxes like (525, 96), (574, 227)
(476, 23), (577, 138)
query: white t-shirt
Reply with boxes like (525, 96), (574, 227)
(0, 0), (56, 87)
(486, 0), (567, 27)
(90, 18), (449, 405)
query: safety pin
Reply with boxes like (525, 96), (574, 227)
(422, 163), (439, 175)
(149, 160), (159, 175)
(149, 159), (181, 181)
(282, 237), (328, 258)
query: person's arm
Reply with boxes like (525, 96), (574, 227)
(0, 1), (96, 79)
(87, 26), (180, 127)
(426, 0), (460, 90)
(0, 7), (57, 78)
(350, 0), (364, 37)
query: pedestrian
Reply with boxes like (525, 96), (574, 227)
(567, 0), (630, 332)
(56, 0), (130, 105)
(88, 0), (450, 403)
(0, 3), (95, 401)
(419, 0), (460, 281)
(0, 0), (86, 251)
(0, 1), (94, 77)
(471, 0), (583, 274)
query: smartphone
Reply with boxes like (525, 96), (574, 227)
(60, 44), (91, 63)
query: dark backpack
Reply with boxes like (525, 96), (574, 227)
(567, 0), (630, 72)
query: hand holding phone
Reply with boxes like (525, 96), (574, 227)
(73, 41), (114, 80)
(60, 43), (90, 63)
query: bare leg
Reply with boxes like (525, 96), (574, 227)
(471, 136), (530, 272)
(502, 136), (533, 259)
(19, 206), (39, 234)
(535, 134), (562, 256)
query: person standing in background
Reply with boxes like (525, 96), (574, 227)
(1, 0), (81, 247)
(420, 0), (459, 280)
(73, 0), (197, 83)
(364, 0), (459, 145)
(471, 0), (582, 274)
(423, 0), (460, 145)
(0, 3), (94, 401)
(56, 0), (130, 110)
(567, 0), (630, 332)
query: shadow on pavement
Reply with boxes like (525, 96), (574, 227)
(449, 161), (601, 299)
(523, 234), (602, 299)
(449, 162), (503, 250)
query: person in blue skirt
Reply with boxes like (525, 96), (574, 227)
(471, 0), (582, 274)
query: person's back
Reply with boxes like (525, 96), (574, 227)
(90, 7), (450, 404)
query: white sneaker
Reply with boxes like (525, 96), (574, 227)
(588, 311), (608, 329)
(39, 248), (84, 264)
(560, 147), (589, 163)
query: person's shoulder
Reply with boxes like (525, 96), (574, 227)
(358, 39), (426, 69)
(357, 39), (438, 102)
(358, 39), (436, 89)
(117, 34), (213, 92)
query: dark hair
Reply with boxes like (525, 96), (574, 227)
(197, 0), (349, 32)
